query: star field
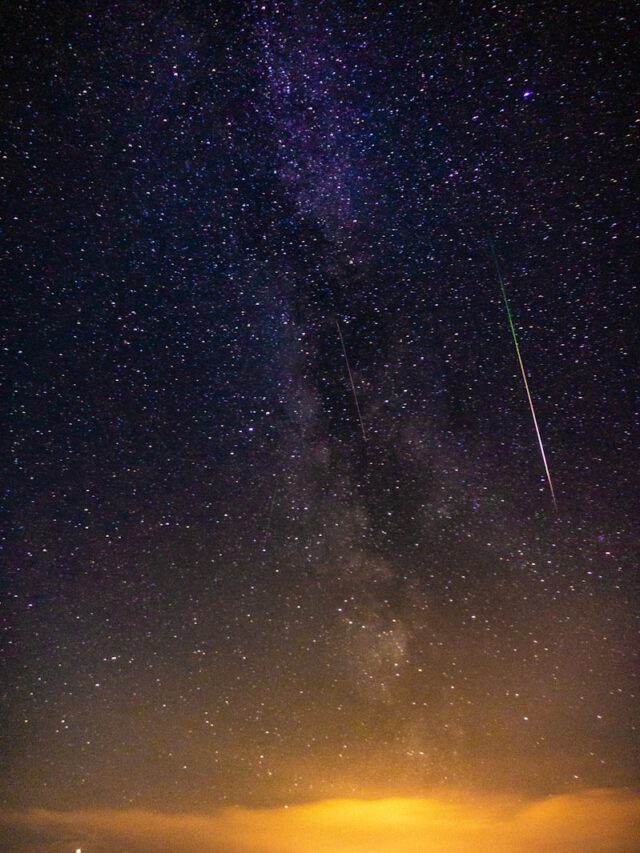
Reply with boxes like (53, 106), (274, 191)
(2, 1), (638, 849)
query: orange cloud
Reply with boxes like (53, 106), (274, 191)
(4, 789), (640, 853)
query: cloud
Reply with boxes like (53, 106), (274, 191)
(3, 789), (640, 853)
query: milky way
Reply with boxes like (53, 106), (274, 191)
(2, 1), (638, 850)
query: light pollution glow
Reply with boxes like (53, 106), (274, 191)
(4, 789), (640, 852)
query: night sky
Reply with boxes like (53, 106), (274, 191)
(2, 1), (639, 851)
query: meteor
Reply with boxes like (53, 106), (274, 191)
(261, 480), (278, 554)
(490, 242), (558, 514)
(335, 318), (367, 444)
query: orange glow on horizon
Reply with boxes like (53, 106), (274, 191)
(4, 788), (640, 852)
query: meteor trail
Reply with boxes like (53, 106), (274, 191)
(490, 243), (558, 514)
(335, 318), (367, 444)
(261, 480), (278, 553)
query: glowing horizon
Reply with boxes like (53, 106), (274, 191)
(4, 788), (640, 853)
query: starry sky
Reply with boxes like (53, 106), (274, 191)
(2, 1), (639, 850)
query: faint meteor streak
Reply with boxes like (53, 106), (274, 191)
(335, 318), (367, 444)
(261, 481), (278, 553)
(490, 243), (558, 514)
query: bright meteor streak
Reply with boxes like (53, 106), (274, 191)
(490, 243), (558, 514)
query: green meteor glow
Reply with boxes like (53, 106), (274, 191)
(491, 242), (558, 514)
